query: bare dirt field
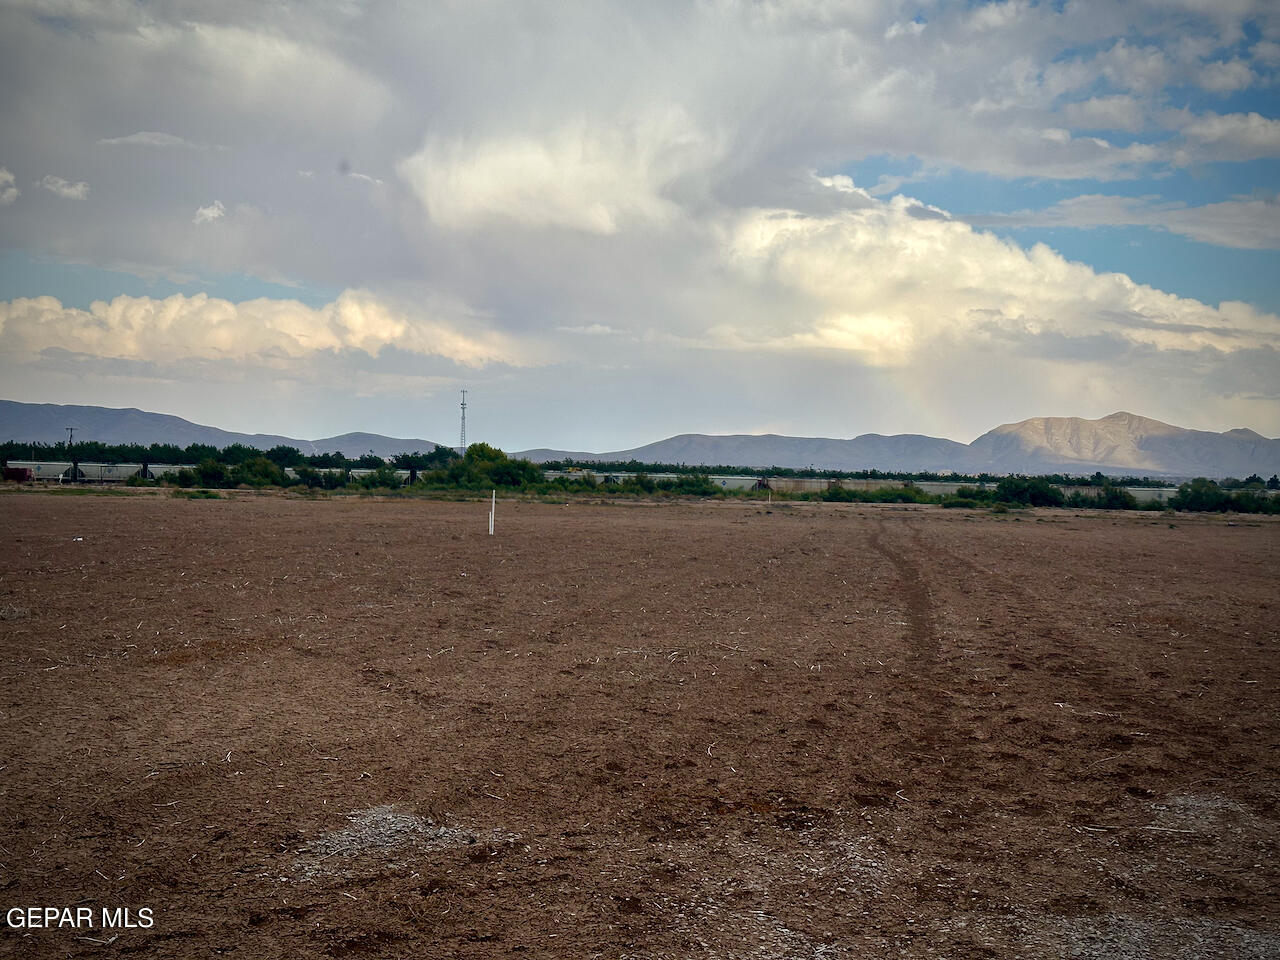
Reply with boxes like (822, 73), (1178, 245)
(1, 491), (1277, 959)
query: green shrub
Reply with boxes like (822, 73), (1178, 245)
(655, 473), (719, 496)
(820, 484), (934, 504)
(1229, 489), (1280, 514)
(996, 476), (1065, 507)
(352, 464), (403, 490)
(230, 456), (287, 488)
(195, 458), (230, 488)
(1097, 484), (1138, 510)
(1066, 483), (1138, 510)
(1168, 478), (1233, 512)
(163, 467), (198, 487)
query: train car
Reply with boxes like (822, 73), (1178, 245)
(708, 475), (760, 491)
(143, 464), (197, 480)
(6, 460), (76, 481)
(77, 462), (144, 482)
(347, 468), (412, 482)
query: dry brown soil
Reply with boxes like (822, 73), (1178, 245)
(1, 491), (1277, 958)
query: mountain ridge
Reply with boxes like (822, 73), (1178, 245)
(0, 401), (448, 460)
(518, 411), (1280, 478)
(2, 400), (1277, 478)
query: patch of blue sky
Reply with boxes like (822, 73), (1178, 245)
(1046, 9), (1268, 56)
(1158, 83), (1279, 120)
(846, 156), (1088, 211)
(0, 253), (339, 309)
(846, 155), (1279, 210)
(976, 225), (1280, 314)
(841, 156), (1280, 312)
(1165, 158), (1280, 204)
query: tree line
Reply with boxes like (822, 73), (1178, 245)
(544, 457), (1177, 488)
(0, 439), (454, 470)
(4, 439), (1278, 511)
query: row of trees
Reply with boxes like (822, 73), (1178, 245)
(6, 439), (1279, 511)
(163, 443), (540, 492)
(1164, 478), (1280, 514)
(0, 439), (459, 471)
(811, 475), (1280, 514)
(543, 457), (1180, 488)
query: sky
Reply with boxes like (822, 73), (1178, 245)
(1, 0), (1278, 451)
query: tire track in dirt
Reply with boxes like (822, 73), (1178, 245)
(866, 518), (939, 660)
(865, 517), (959, 763)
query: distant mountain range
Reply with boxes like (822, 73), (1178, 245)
(2, 400), (1277, 478)
(0, 401), (447, 460)
(517, 411), (1280, 478)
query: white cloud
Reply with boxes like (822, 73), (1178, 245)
(37, 174), (89, 199)
(1176, 111), (1280, 160)
(347, 171), (383, 186)
(1060, 96), (1148, 133)
(97, 131), (201, 149)
(722, 195), (1280, 365)
(884, 19), (926, 41)
(1197, 58), (1257, 93)
(967, 193), (1280, 250)
(122, 20), (392, 140)
(398, 109), (723, 233)
(1253, 40), (1280, 67)
(193, 200), (225, 225)
(0, 166), (16, 205)
(812, 174), (874, 202)
(1093, 40), (1175, 95)
(0, 290), (521, 368)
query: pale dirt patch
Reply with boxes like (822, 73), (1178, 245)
(292, 805), (520, 880)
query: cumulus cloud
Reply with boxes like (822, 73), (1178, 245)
(1093, 41), (1176, 95)
(37, 175), (89, 199)
(192, 200), (225, 225)
(1197, 58), (1258, 92)
(398, 109), (722, 233)
(968, 193), (1280, 249)
(0, 290), (520, 368)
(0, 166), (16, 205)
(722, 195), (1280, 366)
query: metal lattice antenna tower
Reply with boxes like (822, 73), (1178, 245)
(459, 389), (467, 452)
(66, 426), (74, 446)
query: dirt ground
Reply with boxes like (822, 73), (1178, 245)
(1, 491), (1277, 959)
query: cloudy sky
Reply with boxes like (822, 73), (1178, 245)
(2, 0), (1278, 450)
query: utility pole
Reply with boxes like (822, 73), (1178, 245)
(459, 389), (468, 454)
(66, 427), (77, 484)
